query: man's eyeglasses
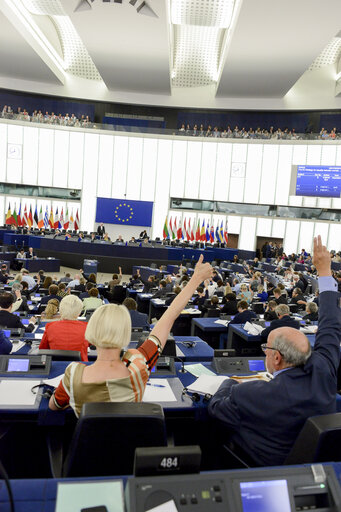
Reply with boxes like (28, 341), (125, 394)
(261, 343), (283, 356)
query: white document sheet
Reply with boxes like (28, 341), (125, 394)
(184, 364), (216, 377)
(10, 340), (26, 353)
(187, 375), (229, 396)
(175, 346), (185, 357)
(143, 378), (177, 402)
(0, 379), (41, 406)
(214, 319), (229, 326)
(147, 500), (179, 512)
(43, 374), (64, 388)
(34, 333), (44, 339)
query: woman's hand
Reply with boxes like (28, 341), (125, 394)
(192, 255), (213, 284)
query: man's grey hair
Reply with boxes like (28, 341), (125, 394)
(307, 302), (318, 314)
(11, 283), (23, 291)
(293, 287), (302, 295)
(272, 333), (311, 366)
(275, 304), (290, 317)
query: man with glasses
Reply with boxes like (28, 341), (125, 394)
(208, 236), (340, 466)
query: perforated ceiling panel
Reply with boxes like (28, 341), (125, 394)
(173, 25), (224, 87)
(20, 0), (102, 80)
(170, 0), (238, 88)
(171, 0), (235, 28)
(309, 37), (341, 70)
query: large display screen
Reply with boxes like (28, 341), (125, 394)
(7, 359), (30, 372)
(240, 479), (291, 512)
(290, 165), (341, 197)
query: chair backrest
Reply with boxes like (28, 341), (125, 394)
(36, 349), (81, 361)
(63, 402), (167, 477)
(288, 303), (298, 314)
(252, 302), (264, 314)
(284, 413), (341, 465)
(71, 289), (81, 296)
(110, 285), (127, 304)
(206, 308), (221, 318)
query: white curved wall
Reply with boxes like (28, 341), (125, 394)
(0, 118), (340, 254)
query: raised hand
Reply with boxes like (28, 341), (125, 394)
(193, 254), (213, 283)
(313, 236), (331, 277)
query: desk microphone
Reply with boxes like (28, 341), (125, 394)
(175, 356), (186, 373)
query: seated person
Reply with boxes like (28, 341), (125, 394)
(192, 286), (208, 311)
(215, 280), (225, 294)
(123, 297), (150, 330)
(26, 247), (35, 258)
(261, 304), (300, 340)
(108, 268), (122, 291)
(40, 285), (62, 305)
(21, 269), (36, 290)
(49, 255), (213, 416)
(0, 292), (36, 332)
(239, 284), (253, 304)
(59, 273), (72, 284)
(204, 295), (221, 317)
(11, 284), (29, 312)
(165, 286), (181, 306)
(303, 301), (319, 322)
(208, 236), (340, 467)
(229, 300), (257, 325)
(82, 287), (103, 313)
(273, 287), (288, 305)
(277, 282), (288, 297)
(16, 249), (26, 259)
(57, 282), (69, 299)
(79, 282), (94, 300)
(21, 276), (40, 298)
(41, 299), (60, 322)
(220, 293), (238, 315)
(66, 274), (81, 289)
(152, 280), (168, 299)
(74, 277), (87, 293)
(39, 295), (88, 361)
(116, 235), (124, 243)
(0, 330), (12, 355)
(256, 284), (268, 302)
(0, 268), (8, 285)
(129, 273), (142, 287)
(264, 300), (277, 321)
(290, 287), (307, 310)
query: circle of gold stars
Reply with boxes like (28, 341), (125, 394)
(114, 203), (134, 223)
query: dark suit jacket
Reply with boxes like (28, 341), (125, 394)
(220, 300), (238, 315)
(97, 225), (105, 236)
(261, 315), (300, 340)
(0, 331), (12, 355)
(229, 310), (257, 325)
(40, 294), (62, 305)
(0, 310), (34, 332)
(129, 310), (149, 330)
(275, 295), (288, 305)
(208, 290), (340, 466)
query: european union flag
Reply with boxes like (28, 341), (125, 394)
(96, 198), (153, 227)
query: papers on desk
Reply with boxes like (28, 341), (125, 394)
(34, 332), (44, 339)
(43, 373), (64, 388)
(56, 480), (125, 512)
(300, 325), (318, 334)
(244, 321), (264, 335)
(153, 298), (166, 305)
(147, 501), (179, 512)
(184, 364), (216, 377)
(187, 375), (229, 396)
(181, 308), (200, 314)
(214, 319), (229, 326)
(175, 346), (185, 358)
(0, 379), (41, 406)
(143, 378), (177, 402)
(10, 340), (26, 353)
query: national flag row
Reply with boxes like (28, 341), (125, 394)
(5, 203), (80, 231)
(163, 216), (228, 244)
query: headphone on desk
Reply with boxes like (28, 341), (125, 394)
(181, 387), (211, 403)
(31, 383), (54, 399)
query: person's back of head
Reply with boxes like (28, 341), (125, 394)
(88, 273), (97, 283)
(160, 280), (167, 288)
(197, 286), (204, 295)
(306, 302), (318, 314)
(275, 304), (290, 318)
(173, 286), (181, 295)
(85, 282), (94, 291)
(225, 292), (237, 302)
(45, 299), (59, 319)
(237, 300), (248, 311)
(277, 283), (285, 291)
(58, 282), (66, 292)
(123, 297), (137, 311)
(89, 287), (99, 298)
(0, 292), (14, 310)
(211, 295), (219, 306)
(65, 273), (71, 278)
(49, 284), (58, 296)
(273, 287), (281, 296)
(270, 329), (311, 368)
(43, 276), (53, 288)
(21, 281), (28, 290)
(217, 280), (223, 288)
(59, 295), (83, 320)
(268, 300), (277, 311)
(85, 304), (131, 349)
(293, 287), (302, 295)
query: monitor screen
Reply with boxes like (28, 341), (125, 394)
(7, 358), (30, 372)
(265, 321), (270, 327)
(248, 360), (265, 372)
(290, 164), (341, 198)
(13, 312), (20, 316)
(3, 329), (11, 338)
(21, 319), (29, 325)
(240, 479), (291, 512)
(27, 301), (32, 305)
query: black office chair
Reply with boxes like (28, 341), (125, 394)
(48, 402), (167, 477)
(252, 302), (265, 314)
(110, 285), (127, 304)
(205, 308), (221, 318)
(70, 289), (81, 296)
(284, 413), (341, 464)
(288, 303), (298, 314)
(35, 349), (81, 361)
